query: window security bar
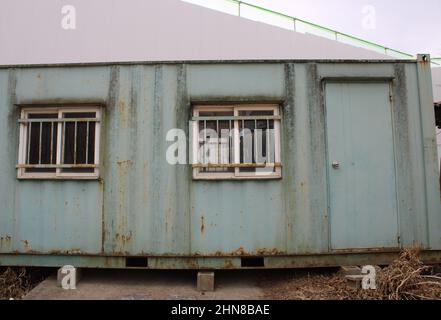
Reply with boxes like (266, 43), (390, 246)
(18, 118), (100, 123)
(16, 164), (99, 169)
(192, 105), (281, 180)
(19, 118), (99, 167)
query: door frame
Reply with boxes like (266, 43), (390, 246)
(321, 79), (401, 252)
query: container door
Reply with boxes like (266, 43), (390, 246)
(325, 82), (399, 250)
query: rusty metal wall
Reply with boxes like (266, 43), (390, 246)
(0, 59), (440, 268)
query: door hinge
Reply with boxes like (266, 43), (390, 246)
(397, 235), (401, 244)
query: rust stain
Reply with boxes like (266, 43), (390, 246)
(45, 249), (84, 255)
(191, 248), (287, 257)
(9, 250), (41, 255)
(20, 240), (30, 250)
(419, 55), (429, 66)
(256, 248), (284, 256)
(119, 101), (128, 129)
(115, 231), (133, 245)
(232, 247), (246, 256)
(165, 207), (172, 233)
(48, 250), (63, 255)
(223, 260), (235, 269)
(117, 160), (133, 168)
(200, 216), (205, 235)
(67, 248), (83, 255)
(116, 160), (132, 251)
(184, 259), (199, 269)
(0, 235), (12, 249)
(118, 100), (135, 130)
(204, 248), (286, 257)
(142, 161), (150, 207)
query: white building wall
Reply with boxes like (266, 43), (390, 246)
(0, 0), (390, 65)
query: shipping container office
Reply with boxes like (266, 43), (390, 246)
(0, 56), (440, 269)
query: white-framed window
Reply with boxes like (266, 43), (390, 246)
(192, 104), (282, 180)
(17, 105), (102, 179)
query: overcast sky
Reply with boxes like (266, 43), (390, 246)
(186, 0), (441, 57)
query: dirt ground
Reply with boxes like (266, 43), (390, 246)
(3, 267), (351, 300)
(260, 268), (357, 300)
(2, 267), (358, 300)
(2, 249), (441, 300)
(24, 269), (266, 300)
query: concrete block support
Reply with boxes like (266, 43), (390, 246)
(339, 266), (362, 276)
(197, 271), (215, 292)
(345, 275), (363, 290)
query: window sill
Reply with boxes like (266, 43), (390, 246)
(192, 174), (282, 181)
(17, 175), (100, 181)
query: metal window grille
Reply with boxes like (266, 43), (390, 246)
(17, 106), (101, 179)
(192, 104), (282, 180)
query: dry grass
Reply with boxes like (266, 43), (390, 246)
(261, 271), (354, 300)
(0, 268), (31, 300)
(0, 267), (52, 300)
(262, 248), (441, 300)
(360, 248), (441, 300)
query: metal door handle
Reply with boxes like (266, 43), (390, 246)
(332, 161), (340, 169)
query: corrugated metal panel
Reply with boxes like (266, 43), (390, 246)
(0, 60), (440, 268)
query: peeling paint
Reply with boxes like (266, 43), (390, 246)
(200, 216), (205, 235)
(0, 61), (440, 269)
(20, 240), (30, 250)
